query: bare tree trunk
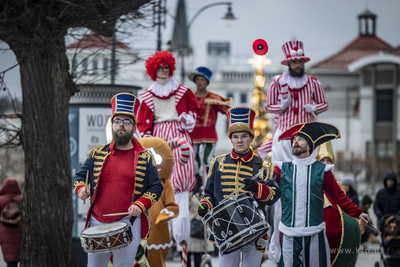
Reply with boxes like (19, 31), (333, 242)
(12, 36), (76, 266)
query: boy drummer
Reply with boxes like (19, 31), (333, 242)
(198, 106), (281, 267)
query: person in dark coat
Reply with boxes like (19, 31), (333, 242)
(341, 177), (360, 207)
(374, 171), (400, 230)
(360, 194), (376, 250)
(0, 178), (23, 267)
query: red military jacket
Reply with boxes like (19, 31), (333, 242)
(191, 91), (231, 143)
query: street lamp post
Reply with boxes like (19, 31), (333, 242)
(174, 1), (236, 84)
(153, 0), (167, 51)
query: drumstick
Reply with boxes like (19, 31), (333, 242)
(193, 195), (204, 209)
(83, 170), (89, 205)
(226, 172), (261, 199)
(103, 212), (130, 217)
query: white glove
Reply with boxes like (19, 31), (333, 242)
(303, 104), (317, 113)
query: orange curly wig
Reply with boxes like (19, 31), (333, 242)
(145, 50), (176, 81)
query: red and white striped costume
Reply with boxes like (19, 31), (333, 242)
(137, 79), (200, 194)
(264, 71), (328, 164)
(266, 73), (328, 131)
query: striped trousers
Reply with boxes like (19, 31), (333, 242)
(279, 231), (330, 267)
(153, 121), (195, 193)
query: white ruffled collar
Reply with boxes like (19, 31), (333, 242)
(148, 78), (180, 98)
(282, 71), (308, 90)
(292, 155), (316, 166)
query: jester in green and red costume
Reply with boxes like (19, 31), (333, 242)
(274, 122), (369, 267)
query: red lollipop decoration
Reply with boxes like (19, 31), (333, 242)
(253, 39), (268, 55)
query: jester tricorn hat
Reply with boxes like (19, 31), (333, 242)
(278, 122), (341, 153)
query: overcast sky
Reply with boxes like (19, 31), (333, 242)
(1, 0), (400, 98)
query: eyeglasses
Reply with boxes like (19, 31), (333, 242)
(113, 119), (133, 125)
(157, 66), (170, 71)
(231, 135), (250, 141)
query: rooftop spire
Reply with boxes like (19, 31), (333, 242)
(169, 0), (191, 54)
(358, 9), (377, 37)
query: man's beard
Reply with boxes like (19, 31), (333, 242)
(292, 146), (308, 156)
(112, 128), (133, 146)
(289, 66), (305, 78)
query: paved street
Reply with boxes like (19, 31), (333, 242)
(0, 243), (380, 266)
(165, 243), (381, 267)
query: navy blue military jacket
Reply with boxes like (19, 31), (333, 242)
(201, 150), (281, 215)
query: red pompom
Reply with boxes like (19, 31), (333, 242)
(145, 50), (176, 81)
(293, 46), (298, 51)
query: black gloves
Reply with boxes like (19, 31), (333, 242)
(197, 204), (209, 217)
(243, 179), (258, 193)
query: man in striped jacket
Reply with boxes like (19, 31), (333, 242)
(264, 40), (328, 164)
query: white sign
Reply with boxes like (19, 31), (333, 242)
(78, 107), (111, 164)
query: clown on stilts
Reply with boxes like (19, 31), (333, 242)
(137, 50), (200, 259)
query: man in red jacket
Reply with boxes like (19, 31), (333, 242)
(188, 67), (231, 192)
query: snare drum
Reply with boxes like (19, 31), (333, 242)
(202, 192), (270, 255)
(80, 221), (133, 253)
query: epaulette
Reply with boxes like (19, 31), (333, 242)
(260, 159), (274, 182)
(86, 144), (107, 159)
(139, 150), (156, 166)
(208, 154), (228, 178)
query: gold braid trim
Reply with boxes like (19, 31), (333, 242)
(143, 192), (158, 205)
(86, 144), (107, 159)
(257, 183), (262, 199)
(202, 196), (213, 210)
(74, 181), (85, 189)
(135, 201), (146, 212)
(263, 186), (276, 202)
(208, 154), (228, 178)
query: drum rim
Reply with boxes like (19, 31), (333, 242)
(219, 222), (269, 255)
(82, 241), (131, 254)
(203, 193), (257, 224)
(81, 221), (128, 234)
(214, 221), (269, 243)
(81, 224), (131, 238)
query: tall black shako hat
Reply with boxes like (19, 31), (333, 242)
(278, 122), (341, 153)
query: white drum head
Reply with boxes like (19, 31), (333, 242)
(82, 222), (127, 234)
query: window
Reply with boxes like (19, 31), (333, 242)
(207, 42), (230, 56)
(207, 42), (230, 70)
(103, 59), (109, 75)
(92, 60), (98, 76)
(240, 93), (247, 104)
(115, 60), (120, 77)
(376, 89), (393, 122)
(366, 141), (397, 158)
(82, 59), (88, 75)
